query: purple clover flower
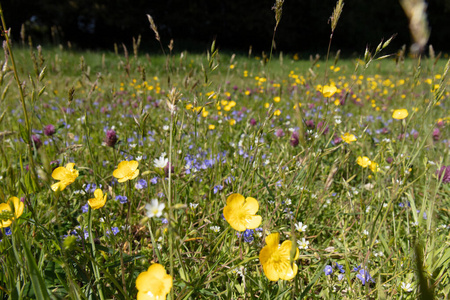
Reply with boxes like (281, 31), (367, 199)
(290, 131), (299, 147)
(105, 129), (118, 147)
(437, 166), (450, 183)
(31, 135), (42, 149)
(44, 124), (56, 136)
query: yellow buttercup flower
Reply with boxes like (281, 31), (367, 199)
(136, 263), (172, 300)
(113, 160), (139, 183)
(357, 156), (371, 168)
(322, 85), (337, 98)
(51, 163), (79, 192)
(259, 233), (299, 281)
(341, 133), (357, 144)
(88, 189), (107, 210)
(369, 161), (379, 173)
(392, 109), (408, 120)
(0, 197), (24, 228)
(223, 193), (262, 232)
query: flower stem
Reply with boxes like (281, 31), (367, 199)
(0, 4), (38, 184)
(88, 207), (105, 300)
(168, 112), (174, 300)
(126, 180), (133, 254)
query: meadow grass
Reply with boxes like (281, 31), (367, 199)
(0, 22), (450, 300)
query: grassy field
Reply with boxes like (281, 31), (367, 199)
(0, 34), (450, 300)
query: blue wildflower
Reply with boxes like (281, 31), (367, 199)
(324, 265), (333, 275)
(81, 204), (89, 213)
(356, 268), (374, 285)
(135, 179), (148, 190)
(107, 227), (120, 236)
(336, 262), (345, 273)
(116, 195), (128, 204)
(237, 229), (255, 243)
(352, 265), (361, 272)
(213, 185), (223, 194)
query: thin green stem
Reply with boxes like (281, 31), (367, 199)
(88, 207), (105, 300)
(126, 180), (133, 254)
(168, 112), (174, 300)
(0, 4), (38, 183)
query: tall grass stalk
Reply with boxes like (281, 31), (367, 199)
(0, 4), (38, 185)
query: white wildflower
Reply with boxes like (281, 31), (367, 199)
(145, 199), (165, 218)
(297, 238), (310, 249)
(401, 282), (413, 292)
(295, 222), (307, 232)
(154, 155), (169, 169)
(210, 226), (221, 233)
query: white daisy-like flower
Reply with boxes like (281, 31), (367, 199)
(297, 237), (310, 249)
(295, 222), (307, 232)
(145, 199), (165, 218)
(401, 282), (413, 292)
(210, 226), (221, 233)
(153, 155), (168, 169)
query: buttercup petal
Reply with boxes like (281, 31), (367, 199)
(94, 189), (103, 199)
(137, 291), (153, 300)
(51, 182), (64, 192)
(113, 165), (128, 179)
(128, 169), (140, 181)
(263, 263), (280, 281)
(265, 232), (280, 248)
(259, 246), (272, 265)
(146, 263), (168, 279)
(279, 240), (294, 257)
(226, 193), (245, 206)
(0, 203), (12, 228)
(280, 263), (298, 281)
(52, 167), (70, 180)
(9, 197), (24, 218)
(224, 209), (247, 231)
(245, 215), (262, 229)
(127, 160), (139, 171)
(243, 197), (259, 214)
(136, 270), (154, 291)
(136, 264), (172, 299)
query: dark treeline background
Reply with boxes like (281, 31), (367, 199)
(2, 0), (450, 56)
